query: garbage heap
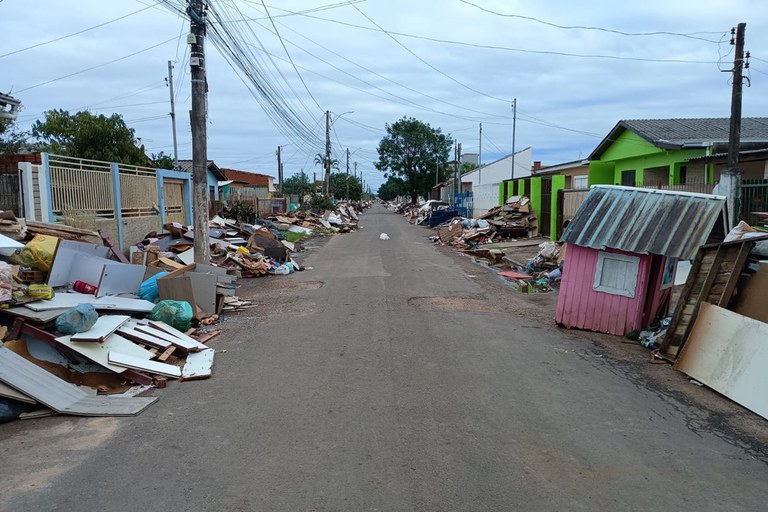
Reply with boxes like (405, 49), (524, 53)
(0, 202), (369, 423)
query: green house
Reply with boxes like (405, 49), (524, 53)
(588, 118), (768, 187)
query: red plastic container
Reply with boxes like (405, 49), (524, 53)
(73, 280), (97, 294)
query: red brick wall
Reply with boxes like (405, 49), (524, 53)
(0, 153), (42, 173)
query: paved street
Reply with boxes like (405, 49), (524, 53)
(2, 205), (767, 511)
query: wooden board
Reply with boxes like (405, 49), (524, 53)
(116, 324), (172, 350)
(181, 348), (215, 380)
(0, 347), (157, 417)
(3, 306), (68, 323)
(25, 293), (95, 311)
(675, 303), (768, 420)
(0, 380), (36, 404)
(48, 239), (111, 287)
(108, 351), (182, 378)
(148, 320), (208, 351)
(91, 296), (156, 313)
(134, 323), (202, 352)
(96, 263), (146, 298)
(70, 315), (130, 343)
(55, 333), (153, 374)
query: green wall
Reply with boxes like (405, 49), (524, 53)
(550, 175), (565, 240)
(530, 178), (542, 235)
(589, 129), (707, 186)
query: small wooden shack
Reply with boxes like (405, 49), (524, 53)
(555, 185), (726, 336)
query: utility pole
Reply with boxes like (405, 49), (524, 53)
(189, 0), (209, 264)
(452, 142), (459, 207)
(721, 22), (747, 229)
(324, 110), (331, 195)
(457, 142), (462, 204)
(167, 60), (179, 169)
(478, 122), (482, 184)
(276, 145), (283, 197)
(511, 98), (517, 180)
(345, 148), (350, 201)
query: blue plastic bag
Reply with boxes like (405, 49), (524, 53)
(56, 303), (99, 335)
(149, 300), (193, 332)
(138, 271), (169, 302)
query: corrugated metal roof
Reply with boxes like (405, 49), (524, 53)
(561, 185), (725, 260)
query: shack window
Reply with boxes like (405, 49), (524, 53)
(593, 252), (640, 298)
(573, 175), (588, 189)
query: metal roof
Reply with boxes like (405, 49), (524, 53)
(561, 185), (726, 260)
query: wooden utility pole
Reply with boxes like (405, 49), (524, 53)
(189, 0), (209, 264)
(345, 148), (350, 201)
(721, 22), (747, 229)
(167, 60), (179, 169)
(276, 145), (283, 197)
(324, 110), (331, 195)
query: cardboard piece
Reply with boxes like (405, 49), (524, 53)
(96, 263), (146, 297)
(735, 262), (768, 323)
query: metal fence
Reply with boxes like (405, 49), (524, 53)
(642, 177), (714, 195)
(0, 172), (20, 215)
(743, 179), (768, 226)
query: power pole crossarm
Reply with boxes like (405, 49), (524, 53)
(189, 0), (210, 264)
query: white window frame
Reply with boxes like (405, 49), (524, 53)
(572, 175), (589, 189)
(593, 252), (640, 298)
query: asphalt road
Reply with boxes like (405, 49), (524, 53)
(2, 205), (767, 511)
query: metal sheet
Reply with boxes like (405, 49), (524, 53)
(0, 347), (156, 416)
(675, 303), (768, 420)
(561, 185), (725, 260)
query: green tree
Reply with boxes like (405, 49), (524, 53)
(31, 109), (147, 164)
(331, 171), (363, 201)
(283, 171), (312, 196)
(151, 151), (176, 170)
(375, 117), (453, 202)
(461, 162), (478, 174)
(313, 153), (339, 172)
(377, 176), (407, 201)
(0, 119), (31, 154)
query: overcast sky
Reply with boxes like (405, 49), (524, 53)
(3, 0), (768, 191)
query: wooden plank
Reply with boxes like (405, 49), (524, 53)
(108, 351), (182, 378)
(717, 241), (752, 307)
(157, 345), (176, 362)
(0, 347), (157, 417)
(70, 315), (130, 343)
(675, 303), (768, 420)
(181, 348), (215, 380)
(25, 293), (95, 311)
(133, 324), (200, 352)
(148, 320), (209, 351)
(116, 325), (172, 350)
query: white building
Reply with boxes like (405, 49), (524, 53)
(461, 147), (533, 217)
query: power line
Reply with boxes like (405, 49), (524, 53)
(16, 37), (178, 93)
(459, 0), (724, 43)
(0, 3), (158, 59)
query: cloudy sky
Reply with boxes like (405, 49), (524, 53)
(3, 0), (767, 192)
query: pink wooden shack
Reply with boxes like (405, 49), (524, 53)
(556, 186), (726, 336)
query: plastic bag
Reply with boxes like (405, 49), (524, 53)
(0, 261), (14, 287)
(10, 235), (58, 271)
(137, 271), (169, 302)
(55, 303), (99, 335)
(149, 300), (193, 332)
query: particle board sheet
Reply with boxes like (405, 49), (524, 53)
(181, 348), (215, 380)
(0, 380), (36, 404)
(55, 333), (154, 374)
(70, 315), (130, 343)
(92, 296), (156, 313)
(108, 351), (182, 378)
(0, 347), (157, 417)
(48, 239), (112, 287)
(25, 293), (95, 311)
(116, 325), (172, 350)
(148, 320), (208, 351)
(133, 324), (199, 352)
(95, 263), (146, 298)
(675, 303), (768, 420)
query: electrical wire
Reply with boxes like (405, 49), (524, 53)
(15, 37), (178, 93)
(459, 0), (724, 43)
(0, 3), (159, 59)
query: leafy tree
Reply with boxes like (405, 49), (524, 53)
(151, 151), (176, 170)
(461, 162), (478, 174)
(377, 175), (407, 201)
(330, 171), (363, 201)
(313, 153), (339, 172)
(0, 119), (31, 154)
(31, 109), (147, 164)
(283, 171), (312, 196)
(375, 117), (453, 202)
